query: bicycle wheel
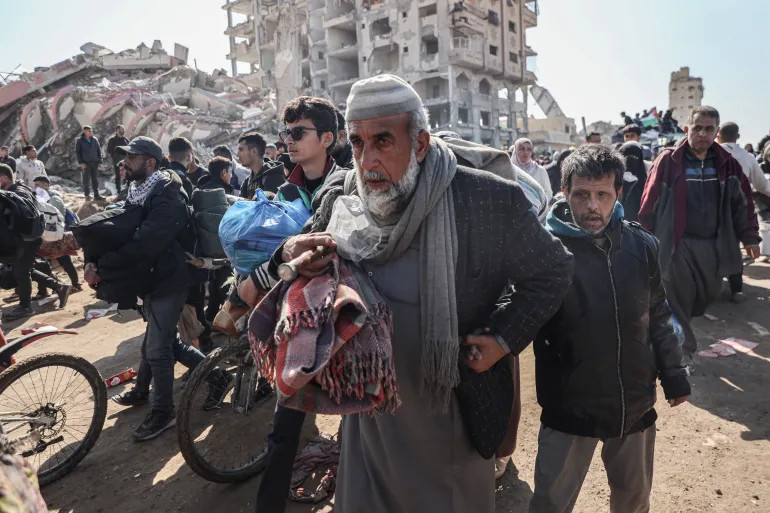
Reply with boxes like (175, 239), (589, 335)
(0, 353), (107, 486)
(176, 337), (275, 483)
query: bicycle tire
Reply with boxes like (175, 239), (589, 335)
(177, 337), (272, 483)
(0, 353), (107, 486)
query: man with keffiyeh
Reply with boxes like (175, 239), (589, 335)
(272, 75), (574, 513)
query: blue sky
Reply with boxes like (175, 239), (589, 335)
(1, 0), (767, 145)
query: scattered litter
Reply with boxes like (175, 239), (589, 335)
(84, 303), (118, 321)
(703, 313), (719, 321)
(747, 322), (769, 337)
(697, 337), (758, 358)
(37, 296), (58, 307)
(19, 323), (55, 335)
(134, 473), (141, 479)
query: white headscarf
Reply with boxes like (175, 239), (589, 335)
(511, 138), (553, 200)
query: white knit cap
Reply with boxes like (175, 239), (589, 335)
(345, 74), (423, 122)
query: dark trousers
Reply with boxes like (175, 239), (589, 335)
(206, 266), (232, 323)
(256, 405), (307, 513)
(82, 162), (100, 197)
(138, 290), (205, 413)
(728, 272), (743, 294)
(56, 255), (80, 286)
(8, 240), (59, 308)
(113, 163), (122, 193)
(34, 259), (63, 297)
(187, 283), (212, 350)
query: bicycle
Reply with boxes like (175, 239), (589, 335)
(0, 325), (107, 485)
(176, 335), (275, 483)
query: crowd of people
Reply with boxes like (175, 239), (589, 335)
(0, 71), (768, 513)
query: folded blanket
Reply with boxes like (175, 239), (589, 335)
(249, 255), (400, 415)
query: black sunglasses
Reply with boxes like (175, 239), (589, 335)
(278, 126), (325, 142)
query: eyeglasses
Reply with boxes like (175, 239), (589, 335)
(278, 126), (325, 142)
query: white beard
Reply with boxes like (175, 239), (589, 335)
(355, 151), (420, 221)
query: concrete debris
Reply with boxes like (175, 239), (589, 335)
(0, 40), (281, 184)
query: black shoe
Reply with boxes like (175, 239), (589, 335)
(253, 378), (274, 408)
(203, 372), (235, 411)
(57, 284), (72, 309)
(133, 410), (176, 442)
(3, 305), (33, 321)
(94, 194), (104, 201)
(112, 388), (149, 407)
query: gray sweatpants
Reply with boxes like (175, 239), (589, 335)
(530, 424), (656, 513)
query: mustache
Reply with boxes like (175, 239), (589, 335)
(363, 170), (388, 181)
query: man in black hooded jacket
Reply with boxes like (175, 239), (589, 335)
(531, 144), (690, 513)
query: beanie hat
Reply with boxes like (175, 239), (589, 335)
(345, 74), (423, 122)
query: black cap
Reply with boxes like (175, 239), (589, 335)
(115, 136), (164, 164)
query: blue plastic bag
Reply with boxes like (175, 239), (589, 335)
(218, 190), (311, 274)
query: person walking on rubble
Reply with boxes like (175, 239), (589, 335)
(106, 125), (129, 194)
(16, 145), (46, 191)
(88, 136), (228, 441)
(530, 144), (690, 513)
(639, 106), (761, 361)
(272, 74), (573, 513)
(75, 126), (103, 200)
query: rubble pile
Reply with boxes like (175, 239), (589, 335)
(0, 40), (281, 182)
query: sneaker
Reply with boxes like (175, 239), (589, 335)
(112, 388), (149, 407)
(3, 305), (33, 320)
(133, 410), (176, 442)
(94, 195), (104, 202)
(729, 292), (748, 304)
(495, 456), (511, 480)
(57, 284), (72, 309)
(203, 372), (235, 411)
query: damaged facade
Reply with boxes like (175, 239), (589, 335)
(0, 41), (280, 182)
(223, 0), (541, 149)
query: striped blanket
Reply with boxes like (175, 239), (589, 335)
(248, 255), (400, 415)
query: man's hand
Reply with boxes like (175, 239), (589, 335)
(745, 245), (760, 259)
(84, 263), (101, 288)
(668, 396), (689, 407)
(461, 334), (507, 374)
(281, 233), (337, 278)
(79, 163), (86, 170)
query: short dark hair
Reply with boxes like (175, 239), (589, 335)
(168, 137), (193, 155)
(212, 145), (233, 159)
(275, 142), (287, 151)
(33, 175), (49, 184)
(561, 144), (625, 193)
(688, 105), (720, 126)
(622, 124), (641, 136)
(208, 156), (232, 178)
(0, 163), (13, 182)
(586, 132), (601, 142)
(281, 96), (338, 154)
(22, 145), (35, 153)
(238, 131), (267, 158)
(335, 109), (346, 131)
(718, 122), (739, 142)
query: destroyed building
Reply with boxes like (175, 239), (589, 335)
(223, 0), (541, 149)
(669, 66), (703, 125)
(0, 40), (279, 183)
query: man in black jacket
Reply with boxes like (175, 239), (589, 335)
(0, 146), (16, 173)
(237, 131), (284, 199)
(86, 137), (227, 441)
(106, 125), (129, 193)
(197, 156), (234, 195)
(331, 109), (353, 168)
(530, 144), (690, 513)
(75, 126), (103, 200)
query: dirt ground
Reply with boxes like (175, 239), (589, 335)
(0, 262), (768, 513)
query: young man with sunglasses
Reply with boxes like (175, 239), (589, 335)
(237, 131), (285, 200)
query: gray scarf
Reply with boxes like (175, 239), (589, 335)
(328, 138), (459, 411)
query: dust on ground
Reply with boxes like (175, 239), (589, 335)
(1, 262), (768, 513)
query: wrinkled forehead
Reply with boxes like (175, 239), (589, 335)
(348, 112), (410, 139)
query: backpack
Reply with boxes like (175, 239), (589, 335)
(191, 188), (229, 258)
(37, 200), (65, 242)
(0, 188), (44, 241)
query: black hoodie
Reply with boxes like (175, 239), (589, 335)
(239, 160), (285, 199)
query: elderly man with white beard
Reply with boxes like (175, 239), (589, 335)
(275, 74), (573, 513)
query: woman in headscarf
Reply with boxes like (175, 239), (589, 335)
(618, 141), (647, 222)
(510, 138), (553, 200)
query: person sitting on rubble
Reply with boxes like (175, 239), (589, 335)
(197, 156), (234, 195)
(92, 136), (229, 441)
(237, 131), (285, 199)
